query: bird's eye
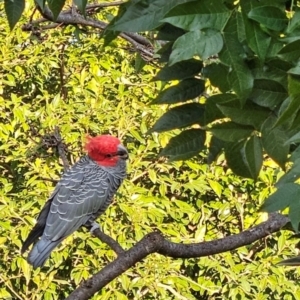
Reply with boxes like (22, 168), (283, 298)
(106, 154), (113, 158)
(117, 150), (128, 159)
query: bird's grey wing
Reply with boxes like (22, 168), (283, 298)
(43, 165), (111, 241)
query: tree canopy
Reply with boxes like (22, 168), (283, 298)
(1, 0), (300, 299)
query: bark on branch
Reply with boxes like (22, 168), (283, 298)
(22, 4), (153, 59)
(90, 228), (125, 255)
(66, 213), (289, 300)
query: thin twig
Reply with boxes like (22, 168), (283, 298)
(29, 6), (38, 24)
(59, 44), (68, 99)
(0, 274), (23, 300)
(92, 228), (125, 255)
(86, 1), (125, 10)
(38, 176), (59, 183)
(53, 126), (70, 171)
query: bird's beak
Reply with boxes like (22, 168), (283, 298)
(117, 144), (129, 160)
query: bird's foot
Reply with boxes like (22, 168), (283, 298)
(89, 222), (100, 234)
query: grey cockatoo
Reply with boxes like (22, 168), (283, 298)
(21, 135), (128, 268)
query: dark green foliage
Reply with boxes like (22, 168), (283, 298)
(4, 0), (25, 30)
(100, 0), (300, 231)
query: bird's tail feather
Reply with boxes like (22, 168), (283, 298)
(21, 223), (44, 254)
(27, 238), (61, 269)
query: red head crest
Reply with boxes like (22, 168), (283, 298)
(85, 135), (127, 167)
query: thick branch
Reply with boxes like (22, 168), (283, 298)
(158, 213), (289, 257)
(66, 213), (289, 300)
(66, 232), (164, 300)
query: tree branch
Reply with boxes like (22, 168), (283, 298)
(91, 228), (125, 255)
(66, 213), (289, 300)
(22, 4), (153, 59)
(53, 126), (70, 171)
(85, 1), (125, 9)
(158, 213), (289, 258)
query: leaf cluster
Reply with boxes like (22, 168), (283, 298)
(100, 0), (300, 231)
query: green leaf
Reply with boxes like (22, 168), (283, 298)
(209, 122), (254, 143)
(101, 1), (129, 46)
(278, 39), (300, 62)
(289, 196), (300, 232)
(153, 59), (203, 81)
(156, 23), (186, 41)
(153, 79), (205, 104)
(109, 0), (193, 32)
(148, 169), (157, 183)
(240, 7), (271, 60)
(48, 0), (65, 20)
(248, 6), (287, 31)
(149, 103), (205, 133)
(287, 8), (300, 33)
(157, 42), (173, 63)
(135, 53), (146, 73)
(284, 131), (300, 145)
(19, 258), (31, 284)
(208, 180), (223, 197)
(4, 0), (25, 30)
(249, 79), (287, 108)
(208, 136), (224, 163)
(288, 73), (300, 98)
(202, 63), (230, 93)
(289, 110), (300, 133)
(264, 59), (293, 87)
(204, 94), (238, 125)
(163, 0), (230, 31)
(267, 37), (284, 58)
(236, 10), (246, 42)
(260, 183), (300, 212)
(217, 102), (271, 129)
(74, 0), (87, 17)
(169, 29), (223, 65)
(288, 64), (300, 76)
(261, 116), (289, 169)
(160, 129), (205, 161)
(35, 0), (45, 11)
(290, 146), (300, 163)
(243, 135), (263, 179)
(275, 75), (300, 128)
(225, 139), (252, 178)
(219, 12), (254, 103)
(276, 159), (300, 188)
